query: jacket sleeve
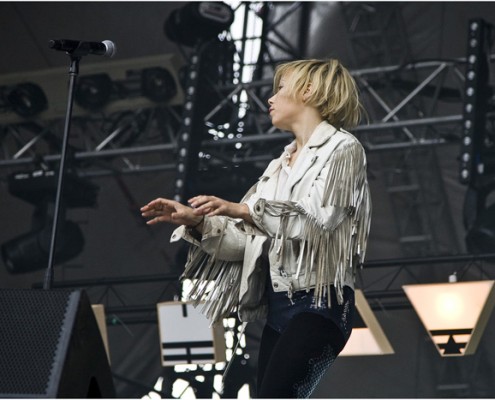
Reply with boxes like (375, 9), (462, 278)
(171, 215), (246, 262)
(170, 215), (247, 323)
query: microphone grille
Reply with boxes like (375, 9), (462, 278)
(102, 40), (116, 58)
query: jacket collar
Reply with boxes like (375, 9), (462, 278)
(262, 121), (338, 179)
(306, 121), (338, 148)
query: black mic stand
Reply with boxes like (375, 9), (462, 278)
(43, 53), (81, 290)
(0, 47), (116, 399)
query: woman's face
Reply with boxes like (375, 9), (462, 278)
(268, 73), (304, 131)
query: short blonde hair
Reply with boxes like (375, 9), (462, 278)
(273, 59), (363, 129)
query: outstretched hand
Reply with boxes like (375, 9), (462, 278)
(140, 198), (202, 226)
(141, 195), (253, 227)
(189, 195), (252, 222)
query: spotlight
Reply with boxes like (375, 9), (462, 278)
(164, 2), (234, 47)
(75, 73), (113, 110)
(1, 170), (99, 274)
(1, 218), (84, 274)
(141, 67), (177, 103)
(459, 18), (492, 185)
(7, 82), (48, 117)
(7, 169), (99, 208)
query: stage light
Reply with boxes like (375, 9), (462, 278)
(141, 67), (177, 103)
(173, 53), (201, 204)
(459, 18), (492, 185)
(1, 169), (99, 274)
(75, 73), (113, 110)
(340, 290), (394, 356)
(403, 278), (495, 356)
(1, 218), (84, 274)
(164, 2), (234, 47)
(7, 169), (99, 208)
(7, 82), (48, 117)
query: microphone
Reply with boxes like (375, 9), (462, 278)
(48, 39), (116, 58)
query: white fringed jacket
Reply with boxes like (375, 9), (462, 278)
(171, 121), (371, 324)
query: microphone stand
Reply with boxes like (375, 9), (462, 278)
(43, 54), (81, 290)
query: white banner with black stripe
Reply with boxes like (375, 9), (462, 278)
(157, 301), (226, 366)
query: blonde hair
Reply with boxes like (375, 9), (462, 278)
(273, 59), (363, 129)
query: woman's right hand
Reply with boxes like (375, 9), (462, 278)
(140, 198), (203, 227)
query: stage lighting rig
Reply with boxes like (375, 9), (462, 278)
(459, 18), (493, 185)
(165, 2), (234, 47)
(1, 169), (99, 274)
(141, 67), (178, 103)
(0, 54), (183, 125)
(75, 73), (113, 111)
(7, 169), (99, 208)
(458, 18), (495, 254)
(1, 82), (48, 117)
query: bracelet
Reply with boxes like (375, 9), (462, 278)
(189, 216), (204, 229)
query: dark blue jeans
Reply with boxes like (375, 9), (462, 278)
(257, 311), (351, 398)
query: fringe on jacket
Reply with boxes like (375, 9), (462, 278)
(181, 136), (371, 323)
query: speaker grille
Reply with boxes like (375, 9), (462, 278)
(0, 289), (75, 396)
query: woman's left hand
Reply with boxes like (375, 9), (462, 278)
(189, 195), (252, 222)
(141, 197), (201, 226)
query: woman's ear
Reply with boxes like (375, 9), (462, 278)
(302, 83), (312, 102)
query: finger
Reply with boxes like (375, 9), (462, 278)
(189, 195), (215, 208)
(196, 201), (217, 214)
(193, 206), (213, 216)
(141, 198), (162, 211)
(147, 217), (168, 225)
(146, 215), (172, 225)
(188, 195), (205, 203)
(141, 209), (161, 218)
(141, 206), (156, 216)
(140, 203), (157, 212)
(207, 205), (225, 216)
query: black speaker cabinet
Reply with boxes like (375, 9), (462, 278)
(0, 289), (115, 398)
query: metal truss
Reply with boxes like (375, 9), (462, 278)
(339, 4), (494, 396)
(341, 2), (468, 257)
(340, 2), (412, 68)
(0, 60), (472, 175)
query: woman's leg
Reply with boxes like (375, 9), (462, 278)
(257, 312), (346, 398)
(256, 323), (281, 395)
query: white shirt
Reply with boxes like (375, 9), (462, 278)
(276, 141), (297, 200)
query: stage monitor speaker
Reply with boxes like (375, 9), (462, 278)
(0, 289), (115, 398)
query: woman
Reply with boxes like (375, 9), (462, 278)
(141, 59), (371, 398)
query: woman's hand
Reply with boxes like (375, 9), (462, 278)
(189, 195), (252, 223)
(140, 197), (203, 227)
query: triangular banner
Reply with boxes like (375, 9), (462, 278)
(340, 289), (394, 356)
(403, 280), (495, 356)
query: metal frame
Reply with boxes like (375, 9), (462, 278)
(0, 58), (487, 171)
